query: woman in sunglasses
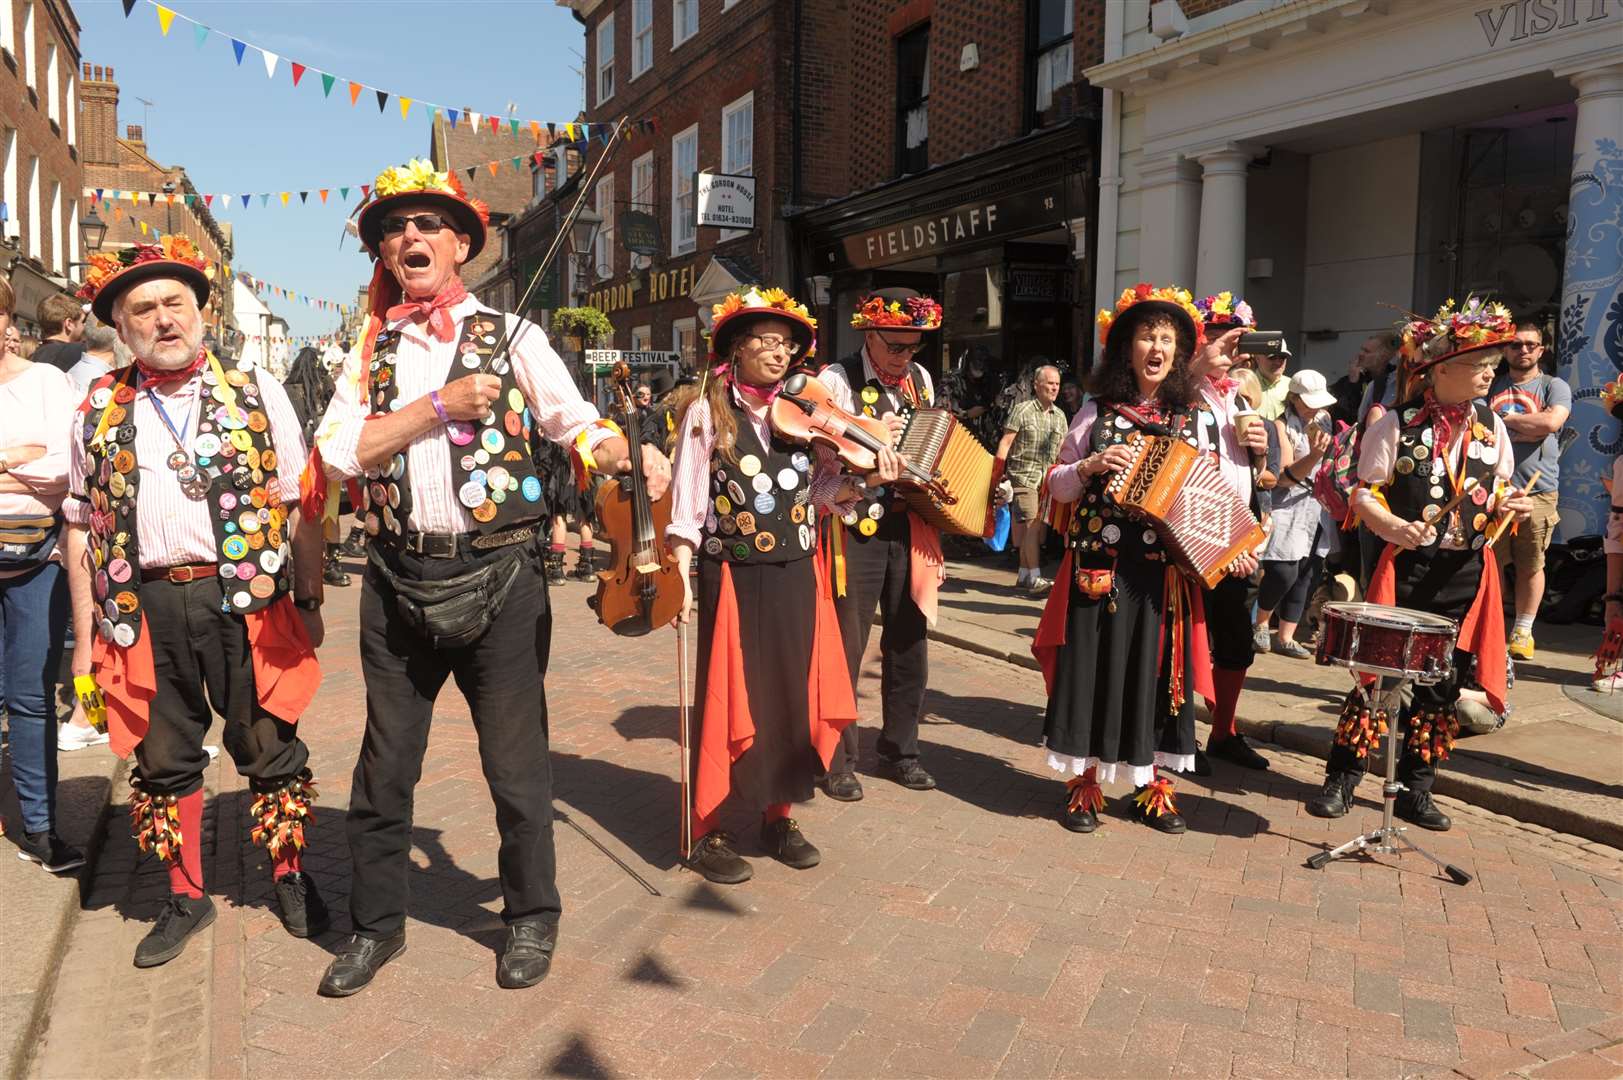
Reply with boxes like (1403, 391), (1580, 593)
(665, 288), (889, 885)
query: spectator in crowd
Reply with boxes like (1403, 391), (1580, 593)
(948, 345), (1003, 446)
(1489, 321), (1571, 660)
(1254, 371), (1337, 658)
(997, 365), (1068, 595)
(1328, 333), (1397, 428)
(1058, 377), (1084, 421)
(65, 317), (122, 394)
(3, 324), (18, 356)
(0, 272), (86, 871)
(634, 383), (653, 411)
(1246, 343), (1292, 420)
(30, 295), (87, 373)
(283, 347), (350, 587)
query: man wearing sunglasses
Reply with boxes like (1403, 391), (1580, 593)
(813, 288), (946, 802)
(315, 160), (670, 997)
(1488, 321), (1570, 661)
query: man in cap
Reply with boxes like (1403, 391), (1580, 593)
(314, 160), (669, 996)
(64, 236), (327, 968)
(814, 289), (947, 801)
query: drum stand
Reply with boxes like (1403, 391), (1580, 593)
(1306, 675), (1473, 886)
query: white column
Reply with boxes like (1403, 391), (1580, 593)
(1137, 154), (1202, 289)
(1194, 144), (1252, 299)
(1553, 62), (1623, 540)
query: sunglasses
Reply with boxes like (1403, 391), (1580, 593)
(878, 338), (927, 356)
(1510, 341), (1542, 350)
(746, 333), (803, 356)
(379, 212), (450, 237)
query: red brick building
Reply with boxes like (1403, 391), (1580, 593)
(1, 0), (83, 334)
(79, 63), (235, 335)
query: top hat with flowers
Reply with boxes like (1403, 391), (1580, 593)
(355, 158), (491, 258)
(1096, 283), (1204, 357)
(708, 287), (819, 362)
(77, 234), (213, 323)
(1398, 296), (1516, 374)
(850, 289), (943, 332)
(1195, 291), (1256, 330)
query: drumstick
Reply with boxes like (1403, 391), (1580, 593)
(1421, 476), (1481, 526)
(1486, 469), (1542, 548)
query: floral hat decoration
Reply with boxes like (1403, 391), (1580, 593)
(77, 234), (213, 323)
(850, 290), (943, 332)
(708, 287), (819, 362)
(355, 158), (491, 258)
(1398, 296), (1516, 374)
(1096, 283), (1204, 355)
(1195, 290), (1256, 330)
(1599, 379), (1623, 420)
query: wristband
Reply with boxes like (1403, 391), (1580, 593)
(429, 390), (450, 424)
(1605, 593), (1623, 604)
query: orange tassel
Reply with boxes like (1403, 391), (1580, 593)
(250, 770), (318, 860)
(129, 785), (183, 864)
(1405, 708), (1457, 765)
(1134, 776), (1178, 817)
(1166, 567), (1187, 711)
(1333, 691), (1389, 760)
(1066, 768), (1104, 814)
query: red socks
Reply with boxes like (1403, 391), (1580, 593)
(1210, 667), (1247, 742)
(168, 790), (205, 899)
(763, 803), (792, 824)
(272, 846), (303, 880)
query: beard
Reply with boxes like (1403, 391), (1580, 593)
(129, 321), (203, 370)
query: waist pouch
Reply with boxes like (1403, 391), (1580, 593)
(369, 548), (525, 648)
(0, 513), (62, 571)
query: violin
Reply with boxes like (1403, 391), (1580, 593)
(770, 373), (951, 503)
(590, 363), (684, 636)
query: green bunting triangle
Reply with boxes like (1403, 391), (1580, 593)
(321, 72), (336, 98)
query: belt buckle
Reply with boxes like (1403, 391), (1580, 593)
(170, 565), (196, 583)
(426, 533), (458, 559)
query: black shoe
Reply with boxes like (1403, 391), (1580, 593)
(1396, 790), (1452, 832)
(823, 771), (864, 802)
(1059, 800), (1098, 834)
(273, 871), (330, 938)
(761, 817), (821, 869)
(496, 921), (558, 989)
(15, 831), (85, 873)
(1192, 747), (1213, 777)
(570, 552), (596, 581)
(322, 555), (351, 587)
(1207, 734), (1271, 771)
(545, 552), (567, 586)
(338, 527), (366, 558)
(1306, 773), (1356, 819)
(879, 758), (936, 791)
(318, 932), (407, 997)
(684, 831), (752, 885)
(134, 894), (216, 968)
(1129, 789), (1186, 834)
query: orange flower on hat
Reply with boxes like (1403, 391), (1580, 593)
(1096, 283), (1202, 347)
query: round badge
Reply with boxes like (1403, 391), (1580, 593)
(719, 516), (738, 536)
(109, 472), (127, 498)
(1395, 457), (1414, 475)
(248, 574), (275, 599)
(115, 592), (139, 614)
(1472, 513), (1487, 531)
(755, 532), (776, 553)
(235, 561), (257, 581)
(461, 351), (482, 370)
(486, 466), (511, 491)
(1430, 485), (1445, 500)
(858, 517), (879, 536)
(387, 484), (402, 509)
(753, 493), (776, 515)
(751, 473), (773, 494)
(471, 469), (489, 488)
(94, 571), (108, 599)
(1467, 442), (1481, 461)
(108, 558), (132, 583)
(262, 450), (278, 471)
(90, 388), (112, 410)
(474, 449), (491, 466)
(222, 535), (249, 560)
(369, 482), (389, 506)
(480, 429), (505, 454)
(232, 590), (253, 609)
(1101, 524), (1121, 544)
(1422, 429), (1435, 447)
(861, 387), (880, 405)
(842, 511), (859, 527)
(790, 504), (806, 524)
(704, 537), (723, 556)
(259, 550), (282, 574)
(237, 512), (262, 534)
(217, 408), (247, 431)
(1115, 415), (1133, 430)
(113, 622), (136, 647)
(1472, 535), (1487, 550)
(731, 542), (751, 560)
(460, 454), (478, 472)
(521, 476), (543, 502)
(230, 429), (255, 452)
(250, 487), (268, 509)
(738, 455), (762, 478)
(508, 387), (525, 413)
(504, 411), (523, 437)
(799, 524), (812, 550)
(1480, 446), (1498, 466)
(778, 468), (799, 491)
(1472, 486), (1488, 506)
(112, 450), (135, 474)
(1422, 504), (1442, 523)
(447, 422), (476, 446)
(220, 562), (238, 579)
(1143, 529), (1159, 545)
(247, 411), (269, 433)
(100, 618), (115, 643)
(114, 384), (136, 405)
(715, 495), (733, 516)
(867, 502), (885, 520)
(1412, 444), (1429, 461)
(791, 452), (810, 473)
(219, 491), (239, 511)
(490, 487), (507, 505)
(458, 480), (487, 508)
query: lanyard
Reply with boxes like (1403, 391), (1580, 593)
(144, 377), (197, 454)
(1441, 423), (1472, 497)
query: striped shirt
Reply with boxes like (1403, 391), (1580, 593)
(63, 363), (308, 569)
(318, 295), (612, 535)
(0, 363), (76, 578)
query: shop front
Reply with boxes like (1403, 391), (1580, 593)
(584, 259), (705, 372)
(791, 122), (1095, 402)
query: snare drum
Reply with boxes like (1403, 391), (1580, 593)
(1315, 602), (1459, 683)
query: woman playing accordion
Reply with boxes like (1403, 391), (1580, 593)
(1032, 285), (1256, 835)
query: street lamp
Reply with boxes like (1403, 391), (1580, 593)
(570, 206), (603, 300)
(78, 213), (107, 254)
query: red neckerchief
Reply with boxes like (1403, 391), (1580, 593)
(1413, 390), (1472, 459)
(135, 345), (207, 386)
(1206, 374), (1237, 396)
(732, 374), (781, 406)
(386, 277), (468, 343)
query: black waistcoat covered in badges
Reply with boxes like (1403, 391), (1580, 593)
(1068, 405), (1200, 569)
(833, 352), (931, 542)
(1380, 400), (1499, 601)
(361, 313), (547, 542)
(700, 398), (818, 566)
(80, 353), (293, 648)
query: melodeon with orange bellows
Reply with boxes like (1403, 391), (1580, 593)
(1104, 433), (1265, 588)
(894, 408), (999, 537)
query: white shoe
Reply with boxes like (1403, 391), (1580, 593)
(1593, 671), (1623, 693)
(204, 745), (220, 762)
(57, 723), (109, 752)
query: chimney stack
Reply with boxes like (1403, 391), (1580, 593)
(78, 62), (122, 167)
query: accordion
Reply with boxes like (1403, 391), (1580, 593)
(894, 408), (999, 537)
(1104, 433), (1265, 588)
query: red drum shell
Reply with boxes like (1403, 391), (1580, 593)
(1315, 602), (1458, 682)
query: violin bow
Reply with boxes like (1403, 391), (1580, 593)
(677, 622), (692, 861)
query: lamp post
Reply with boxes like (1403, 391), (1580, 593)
(570, 205), (603, 305)
(78, 213), (108, 255)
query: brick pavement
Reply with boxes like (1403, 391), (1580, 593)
(25, 562), (1623, 1079)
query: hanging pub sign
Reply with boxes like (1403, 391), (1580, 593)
(621, 209), (662, 256)
(695, 172), (757, 230)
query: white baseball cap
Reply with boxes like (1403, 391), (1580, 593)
(1288, 369), (1338, 410)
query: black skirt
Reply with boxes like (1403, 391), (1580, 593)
(1040, 554), (1196, 786)
(691, 556), (822, 811)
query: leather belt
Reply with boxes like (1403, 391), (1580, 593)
(142, 563), (218, 583)
(392, 522), (539, 559)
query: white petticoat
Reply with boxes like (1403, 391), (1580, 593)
(1040, 746), (1194, 789)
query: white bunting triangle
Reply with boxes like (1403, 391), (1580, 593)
(261, 48), (279, 79)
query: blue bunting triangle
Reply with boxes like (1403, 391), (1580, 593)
(231, 38), (246, 65)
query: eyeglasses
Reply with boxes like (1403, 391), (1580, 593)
(1511, 341), (1542, 350)
(379, 212), (450, 237)
(747, 333), (802, 356)
(879, 338), (927, 356)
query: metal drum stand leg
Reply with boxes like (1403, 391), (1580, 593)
(1307, 677), (1473, 885)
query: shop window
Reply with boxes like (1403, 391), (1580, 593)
(673, 317), (698, 371)
(896, 26), (929, 177)
(594, 175), (614, 281)
(596, 13), (615, 105)
(673, 0), (698, 49)
(632, 0), (653, 78)
(671, 124), (698, 255)
(1029, 0), (1073, 120)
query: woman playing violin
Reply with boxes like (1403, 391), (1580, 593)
(665, 288), (899, 885)
(1032, 285), (1217, 836)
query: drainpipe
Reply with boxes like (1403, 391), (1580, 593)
(1092, 1), (1125, 319)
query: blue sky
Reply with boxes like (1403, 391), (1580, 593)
(78, 0), (587, 339)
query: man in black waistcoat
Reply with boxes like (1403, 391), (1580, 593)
(315, 159), (669, 996)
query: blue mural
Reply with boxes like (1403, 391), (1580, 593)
(1556, 137), (1623, 540)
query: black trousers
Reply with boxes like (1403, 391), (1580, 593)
(134, 578), (308, 797)
(347, 540), (559, 938)
(1205, 574), (1257, 672)
(828, 519), (927, 769)
(1323, 655), (1470, 794)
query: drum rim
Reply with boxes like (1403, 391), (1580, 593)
(1320, 602), (1458, 632)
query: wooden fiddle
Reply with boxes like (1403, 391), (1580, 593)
(590, 362), (684, 636)
(769, 373), (951, 502)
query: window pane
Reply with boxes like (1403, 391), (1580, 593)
(1035, 40), (1072, 112)
(1036, 0), (1073, 48)
(597, 16), (614, 101)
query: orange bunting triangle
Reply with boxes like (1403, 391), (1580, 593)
(348, 81), (363, 106)
(318, 189), (328, 203)
(487, 161), (500, 177)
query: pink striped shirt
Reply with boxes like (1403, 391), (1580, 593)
(0, 363), (76, 578)
(318, 295), (612, 534)
(63, 363), (307, 569)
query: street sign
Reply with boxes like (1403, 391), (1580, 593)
(695, 172), (756, 230)
(584, 349), (682, 371)
(620, 209), (662, 256)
